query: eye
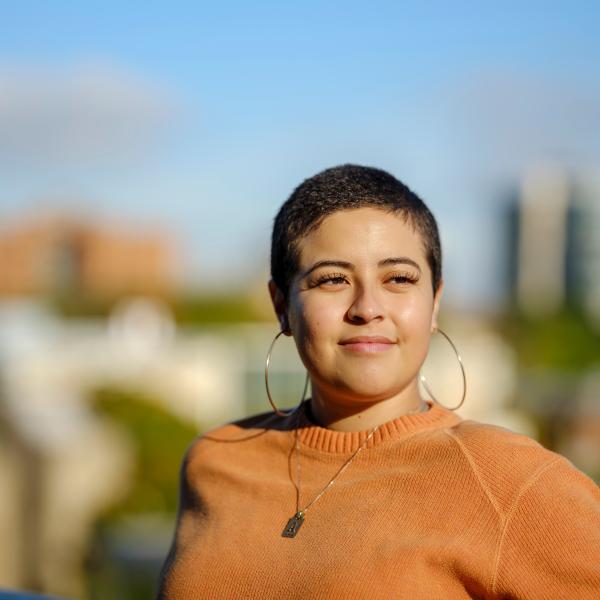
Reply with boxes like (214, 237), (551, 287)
(313, 272), (349, 287)
(385, 272), (419, 285)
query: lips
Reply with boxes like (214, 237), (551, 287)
(340, 336), (394, 344)
(339, 336), (396, 353)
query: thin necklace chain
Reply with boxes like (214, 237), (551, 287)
(292, 399), (428, 517)
(293, 412), (378, 516)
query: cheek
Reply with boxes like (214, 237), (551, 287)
(393, 295), (435, 340)
(291, 299), (342, 356)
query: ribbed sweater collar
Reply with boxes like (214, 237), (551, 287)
(293, 400), (462, 453)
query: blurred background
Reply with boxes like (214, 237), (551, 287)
(1, 1), (599, 598)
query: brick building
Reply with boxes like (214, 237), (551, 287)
(0, 213), (176, 299)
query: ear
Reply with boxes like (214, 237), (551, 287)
(430, 279), (444, 332)
(268, 279), (292, 335)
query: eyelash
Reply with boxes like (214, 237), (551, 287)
(314, 272), (419, 286)
(314, 272), (348, 286)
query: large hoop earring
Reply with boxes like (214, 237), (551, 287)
(419, 328), (466, 411)
(265, 330), (309, 417)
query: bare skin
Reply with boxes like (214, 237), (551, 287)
(269, 207), (443, 432)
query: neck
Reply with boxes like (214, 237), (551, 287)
(308, 382), (429, 432)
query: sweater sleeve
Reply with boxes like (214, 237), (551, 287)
(492, 455), (600, 599)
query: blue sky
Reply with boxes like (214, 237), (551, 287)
(1, 1), (599, 308)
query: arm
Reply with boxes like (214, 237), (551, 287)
(492, 456), (600, 599)
(155, 440), (205, 600)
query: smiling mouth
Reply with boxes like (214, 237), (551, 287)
(339, 336), (396, 353)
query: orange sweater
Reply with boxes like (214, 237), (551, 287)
(157, 400), (600, 599)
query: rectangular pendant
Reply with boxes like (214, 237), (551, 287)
(281, 512), (304, 538)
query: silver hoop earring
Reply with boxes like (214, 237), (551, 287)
(419, 328), (466, 411)
(265, 330), (309, 417)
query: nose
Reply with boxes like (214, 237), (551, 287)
(346, 284), (384, 323)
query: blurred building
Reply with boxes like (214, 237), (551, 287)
(0, 213), (176, 299)
(505, 165), (600, 320)
(571, 175), (600, 322)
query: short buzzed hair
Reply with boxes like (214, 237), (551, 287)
(270, 164), (442, 300)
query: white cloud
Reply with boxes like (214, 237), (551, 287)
(0, 63), (178, 170)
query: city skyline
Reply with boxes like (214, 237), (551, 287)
(1, 1), (599, 309)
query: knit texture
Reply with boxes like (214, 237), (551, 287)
(156, 401), (600, 599)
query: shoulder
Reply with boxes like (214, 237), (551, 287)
(447, 417), (558, 468)
(485, 423), (600, 596)
(444, 418), (571, 515)
(182, 409), (293, 471)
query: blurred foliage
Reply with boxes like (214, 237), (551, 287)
(85, 386), (200, 600)
(169, 293), (268, 324)
(47, 291), (117, 318)
(47, 290), (271, 324)
(89, 385), (199, 519)
(501, 307), (600, 372)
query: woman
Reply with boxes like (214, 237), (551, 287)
(157, 165), (600, 599)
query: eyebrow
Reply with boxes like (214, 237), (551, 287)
(301, 257), (422, 278)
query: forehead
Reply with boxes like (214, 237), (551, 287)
(296, 207), (427, 267)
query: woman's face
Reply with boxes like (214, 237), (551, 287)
(270, 207), (443, 407)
